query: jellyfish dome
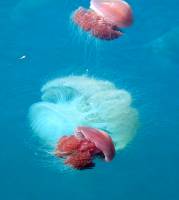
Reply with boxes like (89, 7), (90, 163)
(73, 0), (133, 40)
(29, 76), (138, 169)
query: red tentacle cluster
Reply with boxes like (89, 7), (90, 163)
(73, 7), (122, 40)
(55, 135), (102, 169)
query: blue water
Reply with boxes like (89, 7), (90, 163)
(0, 0), (179, 199)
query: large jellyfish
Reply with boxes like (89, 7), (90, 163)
(29, 76), (138, 170)
(73, 0), (133, 40)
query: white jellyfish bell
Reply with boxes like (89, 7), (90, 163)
(29, 76), (139, 151)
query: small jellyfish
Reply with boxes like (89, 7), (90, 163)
(55, 127), (115, 169)
(73, 0), (133, 40)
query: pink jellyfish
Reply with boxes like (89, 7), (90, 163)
(55, 126), (115, 170)
(73, 0), (133, 40)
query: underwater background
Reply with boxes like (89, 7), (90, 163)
(0, 0), (179, 199)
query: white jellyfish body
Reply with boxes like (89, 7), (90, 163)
(29, 76), (139, 150)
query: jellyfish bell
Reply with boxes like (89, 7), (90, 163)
(75, 126), (115, 162)
(90, 0), (133, 27)
(29, 76), (139, 170)
(73, 0), (133, 40)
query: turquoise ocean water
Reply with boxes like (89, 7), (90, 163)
(0, 0), (178, 199)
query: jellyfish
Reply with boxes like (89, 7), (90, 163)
(29, 76), (138, 170)
(73, 0), (133, 40)
(55, 127), (115, 169)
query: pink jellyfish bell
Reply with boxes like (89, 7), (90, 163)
(73, 0), (133, 40)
